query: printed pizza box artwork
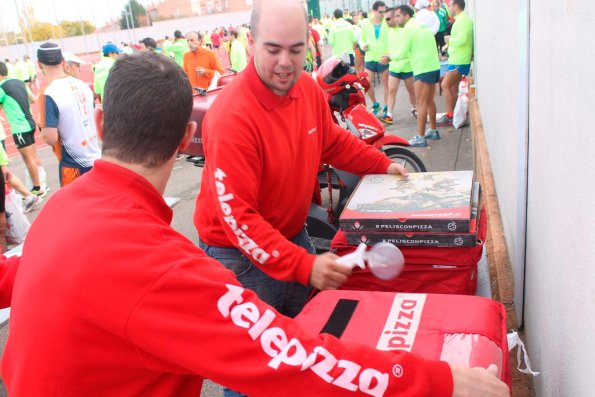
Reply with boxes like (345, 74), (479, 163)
(340, 171), (475, 233)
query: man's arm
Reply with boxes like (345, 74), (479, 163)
(42, 95), (59, 146)
(126, 254), (509, 397)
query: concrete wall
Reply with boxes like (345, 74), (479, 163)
(471, 0), (595, 395)
(0, 10), (251, 61)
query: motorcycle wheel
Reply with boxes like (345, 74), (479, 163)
(383, 146), (427, 172)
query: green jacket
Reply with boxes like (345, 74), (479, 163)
(387, 27), (412, 74)
(169, 39), (189, 67)
(359, 18), (389, 62)
(93, 56), (117, 100)
(448, 12), (474, 65)
(329, 18), (356, 56)
(389, 18), (439, 76)
(436, 8), (448, 33)
(230, 40), (247, 72)
(0, 145), (8, 167)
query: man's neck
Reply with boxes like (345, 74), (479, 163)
(102, 155), (174, 195)
(44, 67), (67, 84)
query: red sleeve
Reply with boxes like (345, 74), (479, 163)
(0, 255), (20, 309)
(127, 261), (454, 397)
(201, 111), (315, 285)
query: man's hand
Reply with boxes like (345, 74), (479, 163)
(386, 162), (409, 177)
(380, 54), (390, 65)
(196, 66), (206, 76)
(362, 44), (369, 51)
(309, 253), (352, 290)
(451, 364), (510, 397)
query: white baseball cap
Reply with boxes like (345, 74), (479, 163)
(62, 52), (88, 65)
(415, 0), (430, 10)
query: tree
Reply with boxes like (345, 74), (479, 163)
(120, 0), (148, 30)
(59, 20), (96, 37)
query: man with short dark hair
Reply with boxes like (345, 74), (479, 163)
(437, 0), (473, 126)
(328, 9), (357, 65)
(38, 42), (100, 186)
(229, 31), (248, 72)
(169, 29), (189, 67)
(1, 51), (509, 397)
(139, 37), (158, 52)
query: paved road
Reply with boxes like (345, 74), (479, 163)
(0, 71), (472, 396)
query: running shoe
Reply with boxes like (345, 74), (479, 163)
(409, 135), (428, 147)
(31, 187), (47, 198)
(380, 114), (394, 124)
(424, 128), (441, 140)
(23, 195), (43, 213)
(436, 114), (453, 126)
(372, 102), (380, 115)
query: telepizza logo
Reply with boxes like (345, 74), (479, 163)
(376, 294), (426, 351)
(214, 168), (271, 264)
(218, 284), (390, 396)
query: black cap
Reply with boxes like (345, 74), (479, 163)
(37, 42), (63, 65)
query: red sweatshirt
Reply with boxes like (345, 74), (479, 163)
(0, 255), (19, 308)
(194, 59), (393, 285)
(2, 160), (452, 396)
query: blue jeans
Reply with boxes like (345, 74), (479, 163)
(199, 227), (315, 397)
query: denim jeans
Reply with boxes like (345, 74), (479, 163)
(199, 227), (315, 397)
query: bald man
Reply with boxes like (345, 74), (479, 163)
(183, 31), (223, 90)
(194, 2), (507, 396)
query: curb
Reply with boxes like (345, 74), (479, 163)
(469, 95), (535, 397)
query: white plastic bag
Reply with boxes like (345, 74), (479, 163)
(453, 77), (469, 129)
(25, 165), (48, 192)
(507, 331), (540, 376)
(5, 186), (31, 244)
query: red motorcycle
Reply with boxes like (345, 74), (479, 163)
(316, 55), (426, 172)
(307, 56), (426, 252)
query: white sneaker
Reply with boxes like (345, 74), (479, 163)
(23, 195), (43, 213)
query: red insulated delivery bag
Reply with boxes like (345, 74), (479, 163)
(330, 207), (487, 295)
(296, 290), (511, 388)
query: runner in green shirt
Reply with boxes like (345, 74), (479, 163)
(437, 0), (473, 126)
(381, 8), (417, 124)
(328, 9), (357, 65)
(359, 1), (390, 116)
(169, 31), (189, 67)
(94, 43), (122, 101)
(384, 5), (440, 147)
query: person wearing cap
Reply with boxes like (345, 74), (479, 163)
(62, 52), (87, 79)
(169, 30), (189, 67)
(183, 31), (223, 90)
(37, 42), (100, 187)
(94, 43), (123, 102)
(0, 61), (47, 197)
(414, 0), (440, 35)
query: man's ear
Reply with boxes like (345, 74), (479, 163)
(179, 121), (197, 151)
(94, 107), (105, 140)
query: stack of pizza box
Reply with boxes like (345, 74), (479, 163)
(339, 171), (481, 248)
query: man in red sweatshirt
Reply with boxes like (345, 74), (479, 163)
(1, 51), (508, 397)
(194, 0), (406, 328)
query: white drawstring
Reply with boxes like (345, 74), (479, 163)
(507, 331), (540, 376)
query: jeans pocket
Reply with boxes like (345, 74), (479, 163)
(200, 243), (253, 278)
